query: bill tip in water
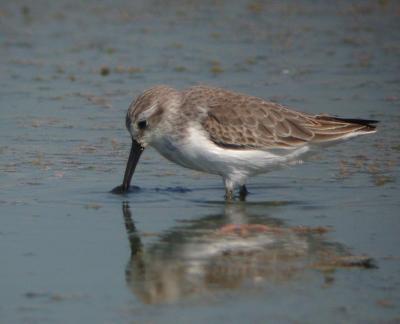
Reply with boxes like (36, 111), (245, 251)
(110, 184), (127, 194)
(110, 184), (140, 194)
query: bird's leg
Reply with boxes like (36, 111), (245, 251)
(224, 178), (235, 201)
(239, 185), (248, 201)
(225, 188), (234, 201)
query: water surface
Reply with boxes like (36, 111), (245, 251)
(1, 0), (399, 323)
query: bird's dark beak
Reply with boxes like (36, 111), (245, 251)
(122, 139), (145, 191)
(111, 140), (144, 194)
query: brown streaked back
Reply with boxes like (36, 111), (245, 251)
(181, 86), (377, 150)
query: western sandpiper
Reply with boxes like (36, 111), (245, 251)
(112, 85), (377, 199)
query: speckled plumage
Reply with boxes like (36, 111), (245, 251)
(119, 85), (377, 199)
(182, 86), (375, 149)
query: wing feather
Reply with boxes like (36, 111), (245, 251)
(182, 86), (376, 150)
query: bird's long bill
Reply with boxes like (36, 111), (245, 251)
(121, 140), (144, 192)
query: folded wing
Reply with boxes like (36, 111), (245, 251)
(196, 88), (377, 150)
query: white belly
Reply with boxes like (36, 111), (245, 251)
(151, 125), (309, 182)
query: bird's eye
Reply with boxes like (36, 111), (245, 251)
(137, 120), (147, 130)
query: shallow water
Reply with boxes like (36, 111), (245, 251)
(1, 0), (400, 323)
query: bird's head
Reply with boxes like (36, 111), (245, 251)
(125, 86), (170, 148)
(112, 86), (178, 194)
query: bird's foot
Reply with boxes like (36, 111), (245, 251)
(224, 185), (249, 201)
(239, 185), (248, 201)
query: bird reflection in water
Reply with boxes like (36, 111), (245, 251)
(122, 202), (375, 304)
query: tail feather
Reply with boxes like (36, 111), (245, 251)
(310, 115), (378, 143)
(316, 116), (378, 131)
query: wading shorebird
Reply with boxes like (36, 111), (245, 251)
(112, 85), (377, 200)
